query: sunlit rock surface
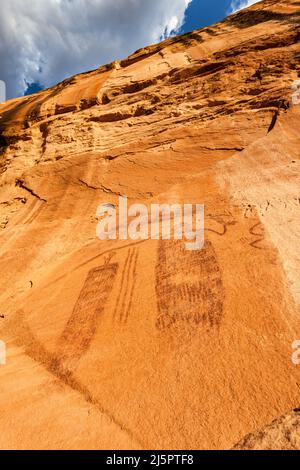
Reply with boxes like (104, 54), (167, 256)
(0, 0), (300, 450)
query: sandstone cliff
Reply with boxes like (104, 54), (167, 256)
(0, 0), (300, 450)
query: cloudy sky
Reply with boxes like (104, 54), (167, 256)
(0, 0), (260, 99)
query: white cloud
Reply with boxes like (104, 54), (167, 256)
(0, 0), (192, 99)
(229, 0), (260, 14)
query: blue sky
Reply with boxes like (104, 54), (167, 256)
(0, 0), (256, 99)
(24, 0), (237, 96)
(182, 0), (233, 32)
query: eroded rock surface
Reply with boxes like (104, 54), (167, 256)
(0, 0), (300, 450)
(233, 408), (300, 450)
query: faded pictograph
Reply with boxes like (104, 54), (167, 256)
(113, 247), (138, 325)
(155, 239), (224, 330)
(58, 258), (119, 371)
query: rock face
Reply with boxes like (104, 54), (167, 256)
(0, 0), (300, 450)
(233, 408), (300, 450)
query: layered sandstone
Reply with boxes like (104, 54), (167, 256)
(0, 0), (300, 450)
(233, 408), (300, 450)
